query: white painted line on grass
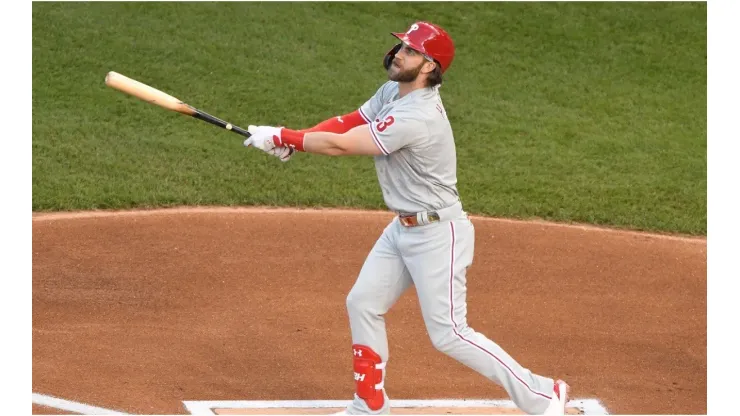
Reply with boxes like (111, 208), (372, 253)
(182, 398), (610, 415)
(32, 393), (129, 415)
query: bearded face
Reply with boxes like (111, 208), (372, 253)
(388, 61), (424, 82)
(387, 42), (433, 81)
(387, 58), (426, 83)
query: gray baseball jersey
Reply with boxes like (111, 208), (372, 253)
(359, 82), (459, 214)
(344, 81), (556, 415)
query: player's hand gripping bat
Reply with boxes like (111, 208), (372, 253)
(104, 71), (251, 138)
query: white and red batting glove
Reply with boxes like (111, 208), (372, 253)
(244, 125), (295, 162)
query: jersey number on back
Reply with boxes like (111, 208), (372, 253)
(375, 115), (395, 132)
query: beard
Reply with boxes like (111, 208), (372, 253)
(388, 60), (425, 83)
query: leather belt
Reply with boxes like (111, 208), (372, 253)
(399, 211), (440, 227)
(397, 201), (463, 228)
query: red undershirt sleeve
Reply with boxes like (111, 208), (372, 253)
(300, 110), (368, 134)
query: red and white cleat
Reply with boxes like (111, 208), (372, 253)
(543, 379), (570, 415)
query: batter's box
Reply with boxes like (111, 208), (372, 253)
(182, 399), (610, 415)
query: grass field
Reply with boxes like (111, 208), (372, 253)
(32, 2), (707, 234)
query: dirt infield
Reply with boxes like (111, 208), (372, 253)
(31, 207), (707, 414)
(31, 404), (75, 415)
(211, 406), (585, 414)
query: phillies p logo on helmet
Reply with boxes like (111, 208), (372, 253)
(389, 21), (456, 73)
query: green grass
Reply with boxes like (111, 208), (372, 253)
(32, 2), (706, 235)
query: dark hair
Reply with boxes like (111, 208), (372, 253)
(425, 62), (443, 88)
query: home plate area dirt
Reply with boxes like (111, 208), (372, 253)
(211, 406), (581, 414)
(32, 207), (706, 415)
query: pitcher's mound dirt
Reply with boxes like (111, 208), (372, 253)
(32, 207), (706, 415)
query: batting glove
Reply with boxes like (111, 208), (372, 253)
(244, 125), (280, 151)
(244, 125), (294, 162)
(267, 146), (295, 163)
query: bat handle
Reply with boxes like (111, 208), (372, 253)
(191, 109), (251, 138)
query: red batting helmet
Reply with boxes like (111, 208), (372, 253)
(383, 21), (455, 73)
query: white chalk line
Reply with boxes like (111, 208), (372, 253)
(32, 392), (129, 415)
(32, 205), (704, 243)
(30, 394), (610, 415)
(182, 398), (610, 415)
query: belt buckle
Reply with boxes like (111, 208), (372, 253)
(428, 212), (440, 223)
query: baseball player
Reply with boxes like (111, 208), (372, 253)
(244, 21), (570, 416)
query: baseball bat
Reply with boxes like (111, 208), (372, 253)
(104, 71), (251, 138)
